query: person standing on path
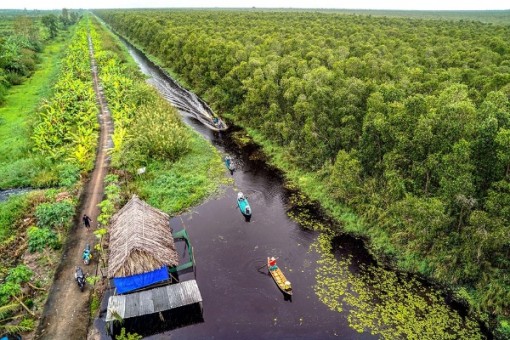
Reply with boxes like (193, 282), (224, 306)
(82, 214), (92, 229)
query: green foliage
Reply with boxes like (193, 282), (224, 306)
(6, 265), (32, 284)
(97, 192), (117, 225)
(35, 200), (75, 229)
(311, 233), (482, 339)
(90, 17), (225, 214)
(41, 14), (58, 38)
(95, 8), (510, 326)
(496, 318), (510, 339)
(17, 317), (35, 330)
(116, 327), (142, 340)
(127, 100), (191, 162)
(0, 28), (71, 189)
(97, 174), (121, 226)
(90, 292), (100, 316)
(0, 303), (20, 321)
(27, 226), (60, 252)
(86, 275), (100, 286)
(135, 134), (225, 213)
(58, 162), (81, 187)
(31, 21), (99, 173)
(0, 194), (29, 242)
(0, 282), (20, 305)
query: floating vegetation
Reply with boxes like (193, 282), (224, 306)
(248, 149), (266, 161)
(286, 190), (330, 233)
(311, 233), (482, 339)
(231, 131), (253, 148)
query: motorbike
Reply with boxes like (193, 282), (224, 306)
(75, 266), (86, 292)
(83, 244), (92, 265)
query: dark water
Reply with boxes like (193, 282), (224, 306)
(100, 38), (484, 339)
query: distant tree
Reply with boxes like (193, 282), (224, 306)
(61, 8), (71, 27)
(42, 14), (58, 39)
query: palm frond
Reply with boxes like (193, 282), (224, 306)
(2, 323), (33, 334)
(0, 303), (20, 319)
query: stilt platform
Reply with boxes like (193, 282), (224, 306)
(106, 279), (202, 322)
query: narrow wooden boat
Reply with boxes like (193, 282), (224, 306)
(267, 257), (293, 296)
(225, 156), (235, 172)
(237, 192), (251, 216)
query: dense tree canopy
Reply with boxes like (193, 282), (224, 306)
(96, 9), (510, 334)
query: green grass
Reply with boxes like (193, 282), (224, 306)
(0, 194), (30, 243)
(134, 130), (227, 214)
(0, 32), (71, 189)
(93, 16), (227, 214)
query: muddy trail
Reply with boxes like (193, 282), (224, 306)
(34, 35), (112, 339)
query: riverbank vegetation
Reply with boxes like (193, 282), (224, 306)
(0, 9), (82, 189)
(0, 18), (95, 335)
(96, 9), (510, 337)
(0, 11), (225, 337)
(87, 16), (225, 332)
(90, 17), (225, 213)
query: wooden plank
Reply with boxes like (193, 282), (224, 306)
(106, 280), (202, 322)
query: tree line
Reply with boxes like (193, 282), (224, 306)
(95, 9), (510, 336)
(0, 9), (80, 104)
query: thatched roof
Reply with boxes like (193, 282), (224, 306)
(108, 195), (178, 278)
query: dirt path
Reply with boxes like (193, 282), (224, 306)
(35, 35), (112, 340)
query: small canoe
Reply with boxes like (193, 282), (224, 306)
(237, 192), (251, 216)
(225, 156), (235, 172)
(267, 257), (293, 296)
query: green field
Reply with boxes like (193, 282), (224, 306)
(0, 33), (70, 189)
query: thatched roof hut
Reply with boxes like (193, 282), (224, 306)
(108, 195), (178, 278)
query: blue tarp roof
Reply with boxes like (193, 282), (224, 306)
(113, 266), (169, 294)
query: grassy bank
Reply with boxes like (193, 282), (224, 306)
(0, 30), (72, 189)
(91, 17), (225, 213)
(0, 19), (100, 336)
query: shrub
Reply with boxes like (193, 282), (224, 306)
(126, 100), (191, 163)
(5, 71), (24, 85)
(27, 226), (60, 252)
(116, 328), (142, 340)
(58, 162), (81, 187)
(0, 281), (21, 305)
(6, 265), (33, 284)
(35, 200), (75, 229)
(18, 317), (35, 330)
(0, 195), (29, 242)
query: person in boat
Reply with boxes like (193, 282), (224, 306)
(269, 256), (278, 271)
(283, 280), (292, 291)
(213, 117), (219, 125)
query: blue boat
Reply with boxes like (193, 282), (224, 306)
(225, 156), (235, 173)
(237, 192), (252, 218)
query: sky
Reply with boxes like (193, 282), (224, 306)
(1, 0), (509, 11)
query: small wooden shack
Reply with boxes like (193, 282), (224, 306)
(106, 195), (202, 323)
